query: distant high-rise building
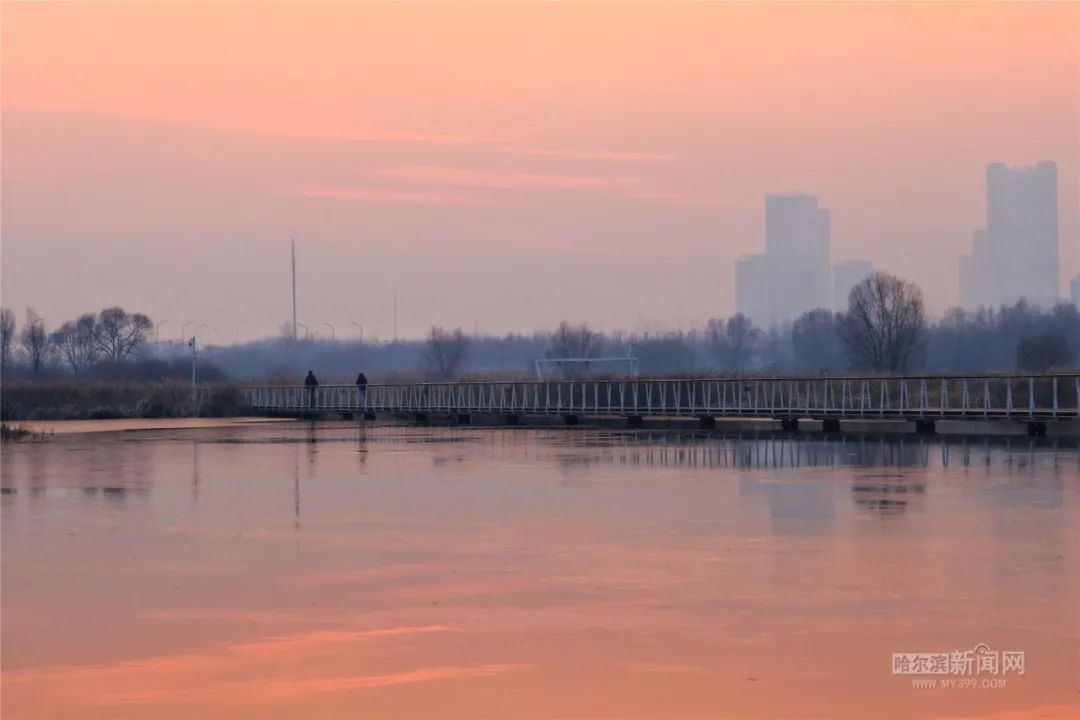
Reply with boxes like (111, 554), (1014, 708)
(833, 260), (874, 311)
(735, 254), (781, 327)
(736, 194), (831, 326)
(958, 253), (976, 309)
(959, 230), (992, 308)
(960, 161), (1059, 308)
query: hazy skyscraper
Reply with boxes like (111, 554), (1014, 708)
(833, 260), (874, 311)
(960, 161), (1059, 308)
(737, 194), (831, 326)
(735, 254), (780, 327)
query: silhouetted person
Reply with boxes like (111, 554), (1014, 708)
(305, 370), (319, 408)
(355, 372), (368, 408)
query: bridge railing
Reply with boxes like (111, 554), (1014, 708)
(241, 374), (1080, 420)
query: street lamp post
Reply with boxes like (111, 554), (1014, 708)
(297, 323), (309, 339)
(351, 322), (364, 345)
(323, 322), (336, 341)
(156, 319), (169, 343)
(180, 321), (193, 344)
(188, 336), (198, 407)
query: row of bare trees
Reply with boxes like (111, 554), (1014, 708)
(410, 272), (928, 381)
(0, 306), (154, 379)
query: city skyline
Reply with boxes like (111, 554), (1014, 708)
(2, 2), (1077, 341)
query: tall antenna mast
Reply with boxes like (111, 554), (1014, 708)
(291, 238), (298, 340)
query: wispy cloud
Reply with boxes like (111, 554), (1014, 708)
(624, 188), (712, 206)
(3, 105), (512, 147)
(500, 145), (675, 162)
(377, 165), (636, 191)
(375, 165), (707, 205)
(291, 185), (493, 206)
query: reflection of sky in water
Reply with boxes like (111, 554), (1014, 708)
(2, 425), (1078, 720)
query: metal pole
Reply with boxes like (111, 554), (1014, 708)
(156, 319), (168, 343)
(291, 238), (298, 341)
(323, 322), (335, 341)
(351, 322), (364, 344)
(188, 337), (198, 407)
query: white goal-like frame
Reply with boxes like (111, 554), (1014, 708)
(534, 357), (640, 380)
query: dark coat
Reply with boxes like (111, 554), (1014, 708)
(305, 372), (319, 388)
(355, 373), (368, 387)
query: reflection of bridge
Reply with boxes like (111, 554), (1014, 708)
(242, 374), (1079, 434)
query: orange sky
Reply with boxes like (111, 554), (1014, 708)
(2, 2), (1078, 340)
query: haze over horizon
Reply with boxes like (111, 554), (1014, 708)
(2, 2), (1077, 344)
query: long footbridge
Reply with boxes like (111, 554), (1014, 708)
(240, 374), (1079, 434)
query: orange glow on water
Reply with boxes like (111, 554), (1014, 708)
(2, 425), (1078, 718)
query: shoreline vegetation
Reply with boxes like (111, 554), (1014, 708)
(1, 423), (39, 441)
(0, 381), (249, 422)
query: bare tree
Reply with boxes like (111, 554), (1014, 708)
(19, 308), (50, 377)
(706, 313), (760, 373)
(546, 321), (598, 378)
(0, 307), (15, 376)
(94, 307), (153, 362)
(421, 326), (470, 380)
(838, 271), (926, 371)
(791, 308), (843, 372)
(54, 313), (100, 377)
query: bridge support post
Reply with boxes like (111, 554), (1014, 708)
(822, 418), (841, 433)
(915, 419), (936, 435)
(626, 415), (644, 429)
(1026, 421), (1047, 437)
(698, 416), (716, 430)
(780, 417), (799, 432)
(456, 413), (471, 425)
(562, 414), (579, 426)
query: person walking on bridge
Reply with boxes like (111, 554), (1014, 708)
(355, 372), (368, 409)
(304, 370), (319, 408)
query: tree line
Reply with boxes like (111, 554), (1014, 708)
(6, 270), (1076, 383)
(0, 306), (164, 380)
(416, 271), (1075, 380)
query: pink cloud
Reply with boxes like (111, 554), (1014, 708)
(225, 625), (455, 658)
(376, 165), (705, 205)
(500, 145), (675, 162)
(624, 188), (712, 206)
(277, 126), (513, 146)
(378, 165), (636, 191)
(291, 185), (493, 206)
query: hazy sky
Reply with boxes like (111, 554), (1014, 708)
(2, 2), (1077, 343)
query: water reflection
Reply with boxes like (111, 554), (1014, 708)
(851, 475), (927, 517)
(1, 424), (1077, 720)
